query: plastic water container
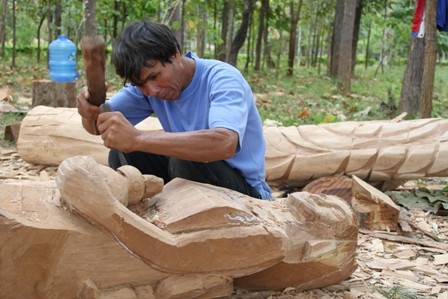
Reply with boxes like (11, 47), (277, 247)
(49, 35), (77, 82)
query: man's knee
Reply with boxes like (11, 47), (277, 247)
(168, 158), (192, 179)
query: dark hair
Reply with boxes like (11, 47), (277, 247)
(112, 21), (181, 85)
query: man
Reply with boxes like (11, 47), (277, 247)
(77, 20), (272, 199)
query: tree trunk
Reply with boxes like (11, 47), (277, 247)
(400, 0), (437, 118)
(351, 0), (363, 73)
(254, 0), (268, 71)
(244, 8), (254, 71)
(16, 106), (448, 190)
(287, 0), (303, 76)
(329, 0), (357, 92)
(217, 0), (230, 61)
(11, 0), (15, 68)
(225, 0), (235, 63)
(374, 0), (389, 76)
(196, 0), (208, 58)
(168, 1), (183, 50)
(112, 0), (120, 39)
(54, 0), (62, 37)
(310, 3), (321, 68)
(0, 155), (358, 298)
(419, 0), (437, 118)
(83, 0), (97, 36)
(37, 14), (45, 63)
(228, 0), (253, 67)
(364, 19), (372, 69)
(0, 0), (6, 58)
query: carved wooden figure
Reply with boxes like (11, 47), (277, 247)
(0, 156), (358, 299)
(17, 106), (448, 190)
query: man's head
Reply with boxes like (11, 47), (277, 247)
(112, 21), (181, 86)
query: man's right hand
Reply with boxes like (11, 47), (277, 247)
(77, 86), (102, 135)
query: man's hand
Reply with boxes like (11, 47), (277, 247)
(97, 111), (141, 153)
(77, 86), (101, 121)
(77, 85), (110, 135)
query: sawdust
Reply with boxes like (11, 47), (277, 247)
(1, 146), (447, 298)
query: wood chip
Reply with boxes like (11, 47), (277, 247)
(366, 258), (416, 270)
(433, 253), (448, 265)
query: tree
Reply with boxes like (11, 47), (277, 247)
(329, 0), (357, 92)
(168, 0), (183, 51)
(83, 0), (97, 36)
(11, 0), (16, 67)
(54, 0), (61, 36)
(195, 0), (208, 58)
(217, 0), (230, 61)
(0, 0), (6, 58)
(287, 0), (303, 76)
(255, 0), (269, 71)
(400, 0), (437, 118)
(227, 0), (253, 66)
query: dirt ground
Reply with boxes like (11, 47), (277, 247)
(1, 145), (447, 299)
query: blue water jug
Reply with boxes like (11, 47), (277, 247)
(49, 35), (77, 82)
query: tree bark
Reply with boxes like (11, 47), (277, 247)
(225, 0), (235, 63)
(228, 0), (253, 67)
(351, 0), (363, 73)
(254, 0), (268, 71)
(196, 0), (208, 58)
(36, 14), (45, 63)
(287, 0), (303, 76)
(112, 0), (120, 39)
(400, 37), (424, 114)
(400, 0), (437, 118)
(419, 0), (437, 118)
(329, 0), (357, 92)
(0, 0), (6, 58)
(83, 0), (97, 36)
(54, 0), (62, 37)
(0, 155), (358, 298)
(16, 106), (448, 190)
(217, 0), (230, 61)
(11, 0), (15, 68)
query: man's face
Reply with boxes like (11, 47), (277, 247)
(131, 53), (184, 100)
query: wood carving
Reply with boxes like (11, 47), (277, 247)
(17, 106), (448, 190)
(0, 155), (358, 298)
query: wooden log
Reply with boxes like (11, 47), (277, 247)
(32, 80), (76, 107)
(16, 106), (162, 166)
(302, 175), (353, 202)
(351, 175), (401, 231)
(4, 121), (21, 142)
(0, 155), (358, 298)
(17, 107), (448, 190)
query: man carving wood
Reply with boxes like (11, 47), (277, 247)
(77, 20), (272, 199)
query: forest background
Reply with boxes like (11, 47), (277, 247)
(0, 0), (448, 128)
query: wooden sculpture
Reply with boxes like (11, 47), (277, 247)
(17, 106), (448, 190)
(0, 155), (358, 299)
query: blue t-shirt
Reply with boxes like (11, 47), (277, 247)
(108, 52), (272, 199)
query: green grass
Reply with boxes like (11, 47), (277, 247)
(247, 64), (448, 126)
(2, 55), (448, 146)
